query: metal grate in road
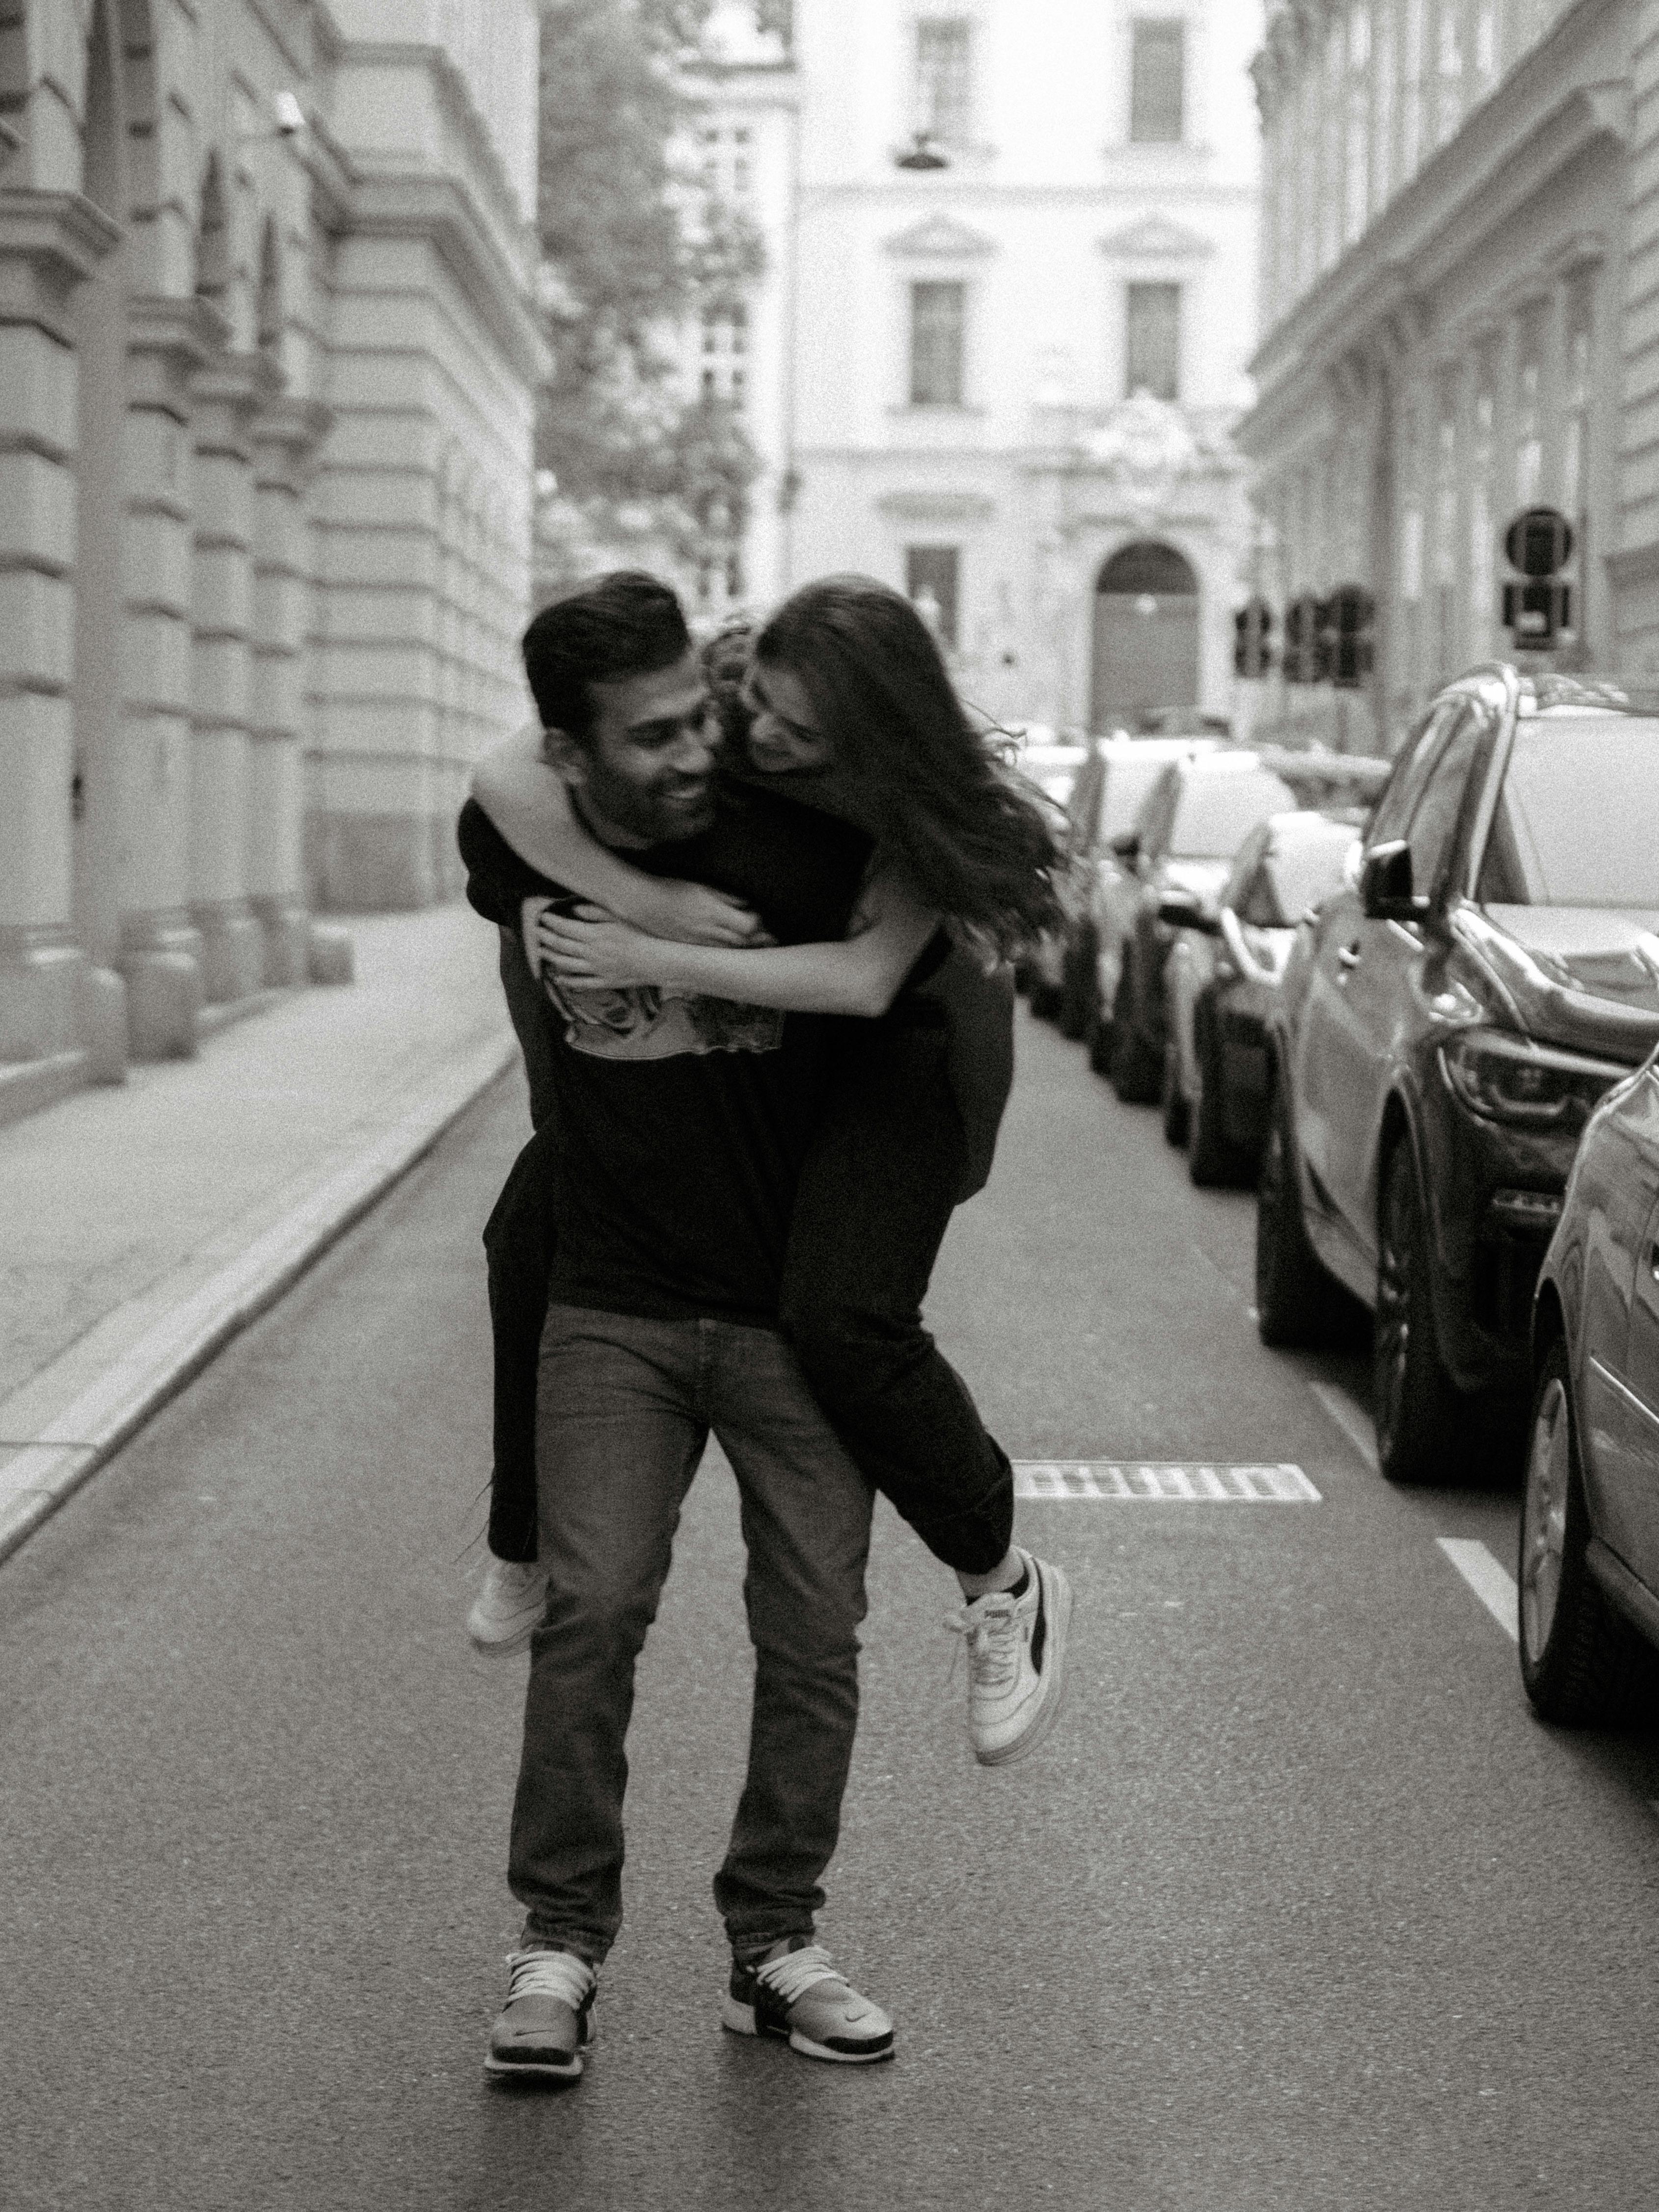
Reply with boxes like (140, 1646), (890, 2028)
(1013, 1462), (1320, 1502)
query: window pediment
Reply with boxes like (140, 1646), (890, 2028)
(1097, 215), (1213, 261)
(885, 214), (998, 260)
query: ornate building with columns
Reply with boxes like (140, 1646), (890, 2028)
(0, 0), (541, 1113)
(778, 0), (1264, 734)
(1243, 0), (1659, 753)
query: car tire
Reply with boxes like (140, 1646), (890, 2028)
(1161, 1042), (1190, 1147)
(1109, 962), (1162, 1104)
(1371, 1139), (1462, 1486)
(1519, 1339), (1646, 1724)
(1254, 1080), (1338, 1348)
(1058, 936), (1094, 1040)
(1187, 1001), (1254, 1190)
(1028, 974), (1061, 1021)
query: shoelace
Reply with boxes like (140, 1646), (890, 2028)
(752, 1944), (847, 2009)
(504, 1948), (595, 2010)
(942, 1590), (1023, 1693)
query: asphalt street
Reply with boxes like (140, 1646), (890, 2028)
(4, 1007), (1659, 2212)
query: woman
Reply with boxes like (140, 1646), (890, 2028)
(477, 575), (1070, 1767)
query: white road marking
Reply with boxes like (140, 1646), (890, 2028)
(1437, 1538), (1520, 1642)
(1308, 1381), (1379, 1473)
(1012, 1462), (1320, 1502)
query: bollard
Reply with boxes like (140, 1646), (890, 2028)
(79, 966), (129, 1085)
(307, 922), (355, 986)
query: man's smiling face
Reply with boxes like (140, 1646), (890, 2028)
(554, 652), (720, 845)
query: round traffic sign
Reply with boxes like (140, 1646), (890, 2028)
(1504, 507), (1573, 578)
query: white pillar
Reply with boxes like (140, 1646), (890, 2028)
(0, 194), (122, 1065)
(118, 292), (225, 1055)
(188, 351), (280, 1004)
(249, 395), (331, 983)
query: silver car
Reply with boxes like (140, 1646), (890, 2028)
(1522, 1043), (1659, 1720)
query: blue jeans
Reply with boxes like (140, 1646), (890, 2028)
(508, 1305), (875, 1965)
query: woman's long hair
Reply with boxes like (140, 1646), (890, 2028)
(754, 575), (1061, 956)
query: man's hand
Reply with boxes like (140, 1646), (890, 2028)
(630, 877), (773, 947)
(536, 905), (672, 991)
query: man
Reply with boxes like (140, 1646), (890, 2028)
(459, 572), (893, 2082)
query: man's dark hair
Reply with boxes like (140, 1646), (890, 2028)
(521, 571), (690, 742)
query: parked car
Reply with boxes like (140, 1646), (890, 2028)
(1024, 736), (1214, 1031)
(1521, 1044), (1659, 1721)
(1089, 752), (1301, 1099)
(1257, 666), (1659, 1486)
(1160, 810), (1360, 1186)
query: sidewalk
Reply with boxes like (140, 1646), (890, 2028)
(0, 905), (522, 1563)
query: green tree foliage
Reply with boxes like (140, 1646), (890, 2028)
(535, 0), (765, 592)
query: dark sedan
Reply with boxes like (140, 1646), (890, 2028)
(1257, 668), (1659, 1485)
(1523, 1046), (1659, 1720)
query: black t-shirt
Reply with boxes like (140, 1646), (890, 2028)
(458, 792), (870, 1324)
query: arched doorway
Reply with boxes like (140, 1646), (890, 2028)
(1090, 540), (1200, 733)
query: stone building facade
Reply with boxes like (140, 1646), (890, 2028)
(778, 0), (1265, 734)
(0, 0), (541, 1113)
(1243, 0), (1659, 753)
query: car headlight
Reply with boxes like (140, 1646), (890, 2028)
(1440, 1031), (1628, 1132)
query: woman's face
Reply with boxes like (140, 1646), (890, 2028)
(742, 659), (835, 775)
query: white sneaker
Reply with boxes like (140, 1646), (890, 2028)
(945, 1549), (1072, 1766)
(467, 1555), (551, 1655)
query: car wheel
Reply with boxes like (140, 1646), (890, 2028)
(1161, 1041), (1190, 1147)
(1519, 1339), (1645, 1724)
(1254, 1081), (1337, 1348)
(1028, 972), (1061, 1021)
(1187, 1001), (1254, 1190)
(1109, 962), (1162, 1104)
(1058, 936), (1093, 1040)
(1371, 1140), (1461, 1485)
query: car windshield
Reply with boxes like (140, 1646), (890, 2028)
(1262, 826), (1356, 926)
(1170, 770), (1299, 859)
(1479, 715), (1659, 907)
(1099, 757), (1167, 837)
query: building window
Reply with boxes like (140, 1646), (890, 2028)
(1516, 302), (1545, 507)
(1129, 19), (1185, 144)
(1400, 0), (1425, 179)
(1344, 2), (1371, 249)
(1435, 0), (1464, 147)
(909, 281), (966, 406)
(1372, 0), (1395, 216)
(1562, 279), (1593, 520)
(1125, 282), (1180, 402)
(1469, 343), (1496, 661)
(1320, 15), (1343, 272)
(1433, 371), (1459, 682)
(916, 19), (973, 145)
(906, 545), (960, 648)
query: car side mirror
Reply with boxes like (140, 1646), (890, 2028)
(1360, 840), (1427, 923)
(1109, 829), (1141, 861)
(1157, 893), (1220, 935)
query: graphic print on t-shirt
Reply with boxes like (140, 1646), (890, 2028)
(526, 895), (785, 1063)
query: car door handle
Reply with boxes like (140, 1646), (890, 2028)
(1336, 944), (1361, 972)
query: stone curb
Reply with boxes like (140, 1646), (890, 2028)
(0, 1033), (518, 1569)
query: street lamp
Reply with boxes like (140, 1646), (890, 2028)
(894, 129), (950, 171)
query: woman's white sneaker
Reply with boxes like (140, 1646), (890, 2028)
(945, 1549), (1072, 1766)
(467, 1555), (552, 1654)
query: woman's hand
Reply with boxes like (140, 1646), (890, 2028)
(536, 904), (681, 990)
(628, 876), (773, 947)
